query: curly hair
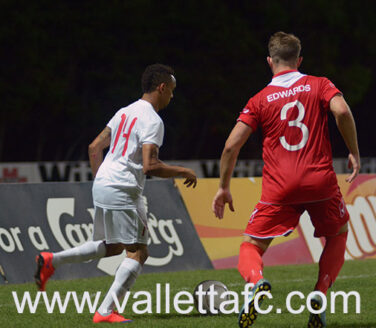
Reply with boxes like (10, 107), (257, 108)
(141, 64), (174, 93)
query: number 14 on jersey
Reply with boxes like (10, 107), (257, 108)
(112, 114), (138, 156)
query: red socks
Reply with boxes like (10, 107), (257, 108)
(238, 231), (347, 293)
(238, 242), (264, 285)
(315, 231), (348, 294)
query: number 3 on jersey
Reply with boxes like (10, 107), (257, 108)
(112, 114), (138, 156)
(279, 100), (309, 151)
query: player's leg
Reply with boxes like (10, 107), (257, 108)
(238, 203), (302, 327)
(238, 203), (301, 285)
(52, 240), (107, 267)
(307, 225), (348, 328)
(93, 202), (149, 323)
(315, 223), (348, 294)
(307, 192), (349, 295)
(94, 243), (147, 323)
(308, 225), (348, 328)
(238, 235), (272, 285)
(306, 192), (349, 328)
(238, 236), (272, 328)
(35, 206), (110, 291)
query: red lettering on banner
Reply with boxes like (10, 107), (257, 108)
(0, 168), (27, 183)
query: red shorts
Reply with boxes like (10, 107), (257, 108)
(244, 190), (349, 238)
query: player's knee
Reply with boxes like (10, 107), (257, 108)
(137, 245), (148, 265)
(243, 235), (272, 252)
(104, 243), (125, 257)
(125, 244), (148, 264)
(337, 222), (348, 235)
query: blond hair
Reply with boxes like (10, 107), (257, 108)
(268, 32), (301, 64)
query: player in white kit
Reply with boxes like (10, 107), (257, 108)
(34, 64), (197, 323)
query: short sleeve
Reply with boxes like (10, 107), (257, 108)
(140, 120), (164, 148)
(106, 114), (117, 130)
(237, 97), (259, 131)
(320, 78), (342, 109)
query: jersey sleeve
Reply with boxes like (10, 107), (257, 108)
(320, 78), (342, 109)
(107, 116), (115, 130)
(140, 120), (164, 148)
(237, 97), (259, 131)
(106, 113), (117, 130)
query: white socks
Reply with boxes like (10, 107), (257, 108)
(52, 240), (106, 269)
(51, 243), (142, 316)
(97, 258), (142, 316)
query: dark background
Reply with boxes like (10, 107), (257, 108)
(1, 0), (375, 162)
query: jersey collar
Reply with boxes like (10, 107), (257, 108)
(269, 70), (306, 88)
(272, 69), (299, 78)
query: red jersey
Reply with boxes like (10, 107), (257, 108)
(238, 70), (342, 204)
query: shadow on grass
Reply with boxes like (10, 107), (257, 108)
(131, 313), (230, 320)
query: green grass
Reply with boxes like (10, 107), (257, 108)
(0, 259), (375, 327)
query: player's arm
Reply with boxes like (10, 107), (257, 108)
(88, 127), (111, 177)
(212, 121), (253, 219)
(329, 95), (360, 183)
(142, 143), (197, 188)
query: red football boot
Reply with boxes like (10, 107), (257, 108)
(93, 310), (132, 323)
(34, 252), (55, 291)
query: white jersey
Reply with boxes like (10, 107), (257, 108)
(92, 99), (164, 209)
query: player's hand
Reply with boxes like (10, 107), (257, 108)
(346, 153), (361, 183)
(182, 168), (197, 188)
(212, 188), (234, 219)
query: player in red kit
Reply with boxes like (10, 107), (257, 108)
(212, 32), (360, 328)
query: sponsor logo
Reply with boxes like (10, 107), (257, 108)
(46, 198), (93, 250)
(142, 196), (184, 267)
(39, 162), (93, 182)
(345, 195), (376, 259)
(44, 197), (185, 275)
(0, 168), (27, 183)
(300, 177), (376, 262)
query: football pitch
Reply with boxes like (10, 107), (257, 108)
(0, 259), (375, 328)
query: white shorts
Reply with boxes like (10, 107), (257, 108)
(93, 204), (149, 245)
